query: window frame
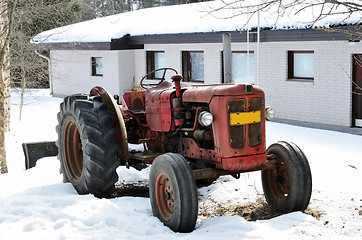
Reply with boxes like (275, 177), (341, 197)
(91, 57), (103, 77)
(288, 51), (314, 81)
(146, 51), (165, 79)
(182, 51), (204, 82)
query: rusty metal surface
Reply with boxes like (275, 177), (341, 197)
(227, 99), (246, 148)
(182, 84), (265, 103)
(129, 151), (162, 164)
(90, 86), (129, 160)
(192, 168), (228, 180)
(182, 85), (219, 103)
(179, 137), (216, 161)
(87, 82), (268, 173)
(121, 91), (146, 114)
(210, 95), (266, 158)
(248, 98), (263, 147)
(215, 154), (267, 172)
(145, 82), (174, 132)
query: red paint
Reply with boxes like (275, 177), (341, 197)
(171, 74), (183, 98)
(215, 154), (266, 172)
(145, 82), (174, 132)
(98, 78), (268, 172)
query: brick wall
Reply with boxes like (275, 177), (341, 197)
(51, 50), (120, 97)
(259, 41), (359, 127)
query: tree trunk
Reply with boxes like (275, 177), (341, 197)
(0, 0), (17, 174)
(0, 43), (11, 173)
(0, 50), (10, 173)
(4, 46), (10, 131)
(1, 0), (8, 173)
(0, 66), (7, 173)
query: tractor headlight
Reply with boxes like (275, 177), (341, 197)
(265, 107), (275, 121)
(198, 111), (213, 127)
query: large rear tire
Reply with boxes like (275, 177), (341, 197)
(262, 141), (312, 212)
(56, 94), (120, 198)
(149, 153), (198, 233)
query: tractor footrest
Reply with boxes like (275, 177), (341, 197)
(130, 151), (162, 164)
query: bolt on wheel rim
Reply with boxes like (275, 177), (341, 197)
(267, 159), (290, 201)
(155, 172), (174, 221)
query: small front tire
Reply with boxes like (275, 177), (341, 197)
(149, 153), (198, 233)
(262, 141), (312, 212)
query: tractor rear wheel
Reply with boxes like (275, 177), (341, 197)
(56, 94), (120, 198)
(262, 141), (312, 213)
(149, 153), (198, 233)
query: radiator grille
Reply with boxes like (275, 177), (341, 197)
(228, 99), (246, 148)
(228, 98), (263, 148)
(248, 98), (263, 147)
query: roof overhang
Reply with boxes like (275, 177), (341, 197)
(30, 42), (111, 51)
(30, 28), (355, 51)
(125, 28), (353, 45)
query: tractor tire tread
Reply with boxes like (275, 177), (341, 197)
(56, 94), (120, 198)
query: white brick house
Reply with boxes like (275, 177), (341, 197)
(31, 1), (362, 133)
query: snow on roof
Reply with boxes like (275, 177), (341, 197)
(31, 0), (361, 44)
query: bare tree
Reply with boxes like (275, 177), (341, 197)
(0, 0), (17, 174)
(10, 0), (87, 120)
(206, 0), (361, 38)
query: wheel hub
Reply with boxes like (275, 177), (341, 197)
(63, 119), (83, 182)
(155, 172), (174, 221)
(268, 160), (290, 201)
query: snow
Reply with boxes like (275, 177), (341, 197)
(31, 0), (362, 44)
(1, 89), (362, 239)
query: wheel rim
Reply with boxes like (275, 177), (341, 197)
(63, 119), (83, 182)
(266, 159), (290, 202)
(155, 172), (174, 221)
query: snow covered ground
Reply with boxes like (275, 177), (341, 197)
(0, 89), (361, 239)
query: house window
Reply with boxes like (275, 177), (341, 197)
(288, 51), (314, 80)
(232, 51), (254, 83)
(91, 57), (103, 76)
(146, 51), (165, 79)
(182, 51), (204, 82)
(221, 51), (254, 83)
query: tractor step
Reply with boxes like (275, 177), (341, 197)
(22, 141), (58, 169)
(129, 151), (162, 164)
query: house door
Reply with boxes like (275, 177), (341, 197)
(352, 54), (362, 127)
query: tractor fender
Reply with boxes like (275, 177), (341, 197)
(90, 86), (129, 160)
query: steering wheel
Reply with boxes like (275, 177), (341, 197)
(140, 68), (178, 89)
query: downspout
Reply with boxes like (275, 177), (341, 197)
(223, 33), (232, 83)
(34, 50), (53, 95)
(256, 6), (260, 86)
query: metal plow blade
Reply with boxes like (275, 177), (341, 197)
(22, 141), (58, 169)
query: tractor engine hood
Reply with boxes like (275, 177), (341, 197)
(182, 83), (264, 103)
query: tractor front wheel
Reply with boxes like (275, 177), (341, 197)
(262, 141), (312, 213)
(149, 153), (198, 233)
(56, 94), (120, 198)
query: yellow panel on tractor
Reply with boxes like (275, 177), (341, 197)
(230, 111), (261, 126)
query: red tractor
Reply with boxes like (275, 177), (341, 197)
(56, 68), (312, 232)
